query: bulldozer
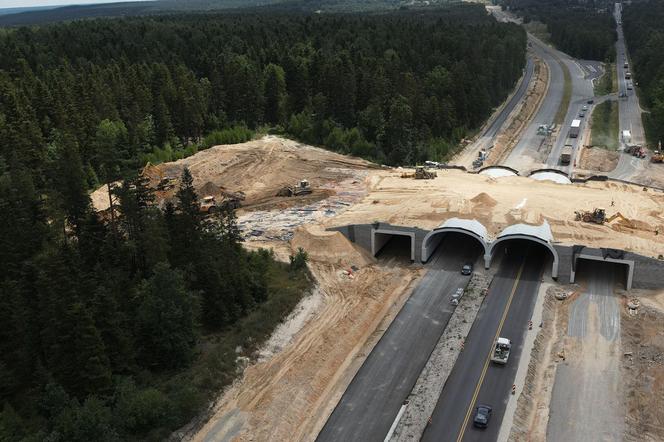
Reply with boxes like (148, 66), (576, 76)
(415, 166), (437, 179)
(276, 179), (313, 197)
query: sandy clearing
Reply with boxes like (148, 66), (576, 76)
(327, 169), (664, 258)
(578, 145), (620, 172)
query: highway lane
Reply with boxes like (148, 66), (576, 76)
(503, 35), (564, 171)
(458, 57), (534, 169)
(609, 1), (648, 181)
(316, 235), (481, 442)
(421, 242), (545, 442)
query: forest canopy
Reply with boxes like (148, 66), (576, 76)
(0, 4), (526, 175)
(622, 0), (664, 145)
(501, 0), (616, 62)
(0, 5), (527, 441)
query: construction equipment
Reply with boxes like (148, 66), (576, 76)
(651, 150), (664, 163)
(575, 208), (606, 224)
(575, 209), (637, 229)
(606, 211), (636, 229)
(415, 166), (437, 179)
(560, 145), (573, 165)
(276, 179), (313, 197)
(199, 194), (242, 214)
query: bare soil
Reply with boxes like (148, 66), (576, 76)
(578, 145), (620, 172)
(329, 169), (664, 259)
(189, 228), (423, 442)
(622, 289), (664, 442)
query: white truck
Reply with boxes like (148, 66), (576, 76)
(569, 119), (581, 138)
(491, 337), (512, 364)
(622, 129), (632, 144)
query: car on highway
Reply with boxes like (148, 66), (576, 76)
(582, 105), (589, 111)
(473, 405), (492, 429)
(461, 263), (473, 275)
(579, 112), (585, 118)
(587, 99), (594, 104)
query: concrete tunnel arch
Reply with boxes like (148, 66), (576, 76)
(487, 221), (559, 279)
(421, 218), (491, 263)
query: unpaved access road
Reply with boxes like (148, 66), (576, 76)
(547, 260), (625, 442)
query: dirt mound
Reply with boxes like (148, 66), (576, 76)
(198, 181), (222, 196)
(470, 192), (498, 207)
(578, 146), (619, 172)
(291, 225), (374, 267)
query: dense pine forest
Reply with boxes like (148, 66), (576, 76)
(0, 5), (527, 441)
(502, 0), (616, 61)
(622, 0), (664, 145)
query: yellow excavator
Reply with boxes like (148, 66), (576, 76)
(575, 208), (635, 229)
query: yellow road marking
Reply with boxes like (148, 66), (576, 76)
(455, 258), (526, 442)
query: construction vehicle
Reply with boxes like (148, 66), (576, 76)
(575, 209), (636, 229)
(575, 208), (606, 224)
(415, 166), (437, 179)
(569, 119), (581, 138)
(628, 145), (646, 158)
(199, 194), (242, 214)
(651, 151), (664, 163)
(491, 337), (512, 364)
(622, 130), (632, 144)
(560, 145), (573, 165)
(276, 179), (313, 197)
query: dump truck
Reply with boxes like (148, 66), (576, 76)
(569, 119), (581, 138)
(560, 145), (573, 165)
(491, 337), (511, 364)
(276, 179), (313, 197)
(199, 195), (242, 214)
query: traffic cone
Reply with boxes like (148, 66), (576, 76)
(511, 384), (516, 395)
(528, 320), (533, 330)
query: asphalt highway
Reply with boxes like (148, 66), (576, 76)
(610, 1), (648, 181)
(421, 241), (545, 442)
(316, 235), (482, 442)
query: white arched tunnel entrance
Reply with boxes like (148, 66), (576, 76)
(487, 222), (559, 279)
(421, 218), (490, 264)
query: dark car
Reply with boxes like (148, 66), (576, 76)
(473, 404), (492, 429)
(587, 99), (594, 104)
(461, 263), (473, 275)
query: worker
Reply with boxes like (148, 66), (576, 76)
(611, 199), (615, 207)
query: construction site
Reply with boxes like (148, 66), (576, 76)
(93, 133), (663, 442)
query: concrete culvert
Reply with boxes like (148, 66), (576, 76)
(423, 232), (486, 272)
(571, 256), (633, 290)
(371, 228), (416, 262)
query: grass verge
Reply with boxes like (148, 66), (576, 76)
(590, 100), (619, 150)
(554, 59), (572, 125)
(594, 63), (617, 96)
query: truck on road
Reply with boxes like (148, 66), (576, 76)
(569, 119), (581, 138)
(560, 145), (573, 165)
(491, 337), (511, 364)
(622, 130), (632, 144)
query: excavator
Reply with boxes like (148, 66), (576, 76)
(575, 208), (635, 229)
